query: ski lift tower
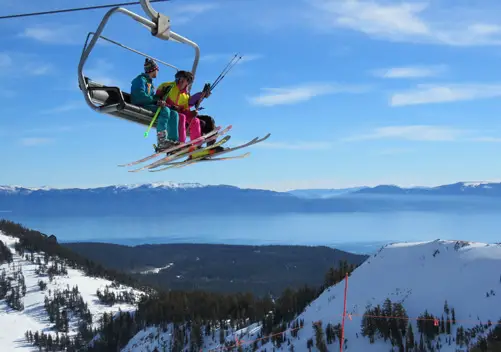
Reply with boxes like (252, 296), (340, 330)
(77, 0), (200, 128)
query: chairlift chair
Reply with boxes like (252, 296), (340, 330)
(77, 0), (200, 129)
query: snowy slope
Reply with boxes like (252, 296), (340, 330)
(0, 231), (144, 351)
(121, 239), (501, 351)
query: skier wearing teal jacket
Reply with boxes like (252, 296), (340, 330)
(130, 58), (180, 152)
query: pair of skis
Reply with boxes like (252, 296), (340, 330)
(118, 125), (227, 168)
(118, 124), (271, 172)
(149, 134), (270, 172)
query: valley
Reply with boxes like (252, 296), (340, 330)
(64, 241), (368, 296)
(0, 219), (500, 351)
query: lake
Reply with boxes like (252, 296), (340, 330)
(2, 211), (500, 255)
(0, 212), (501, 253)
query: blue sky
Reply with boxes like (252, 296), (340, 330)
(2, 0), (501, 191)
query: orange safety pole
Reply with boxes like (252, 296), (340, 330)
(340, 273), (349, 352)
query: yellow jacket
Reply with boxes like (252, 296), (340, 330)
(156, 81), (190, 112)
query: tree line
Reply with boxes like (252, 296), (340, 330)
(87, 259), (357, 351)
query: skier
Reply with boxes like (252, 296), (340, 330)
(155, 70), (225, 153)
(130, 58), (181, 151)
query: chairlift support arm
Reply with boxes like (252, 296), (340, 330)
(78, 0), (200, 114)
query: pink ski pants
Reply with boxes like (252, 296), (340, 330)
(178, 110), (201, 143)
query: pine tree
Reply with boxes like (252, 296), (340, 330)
(443, 300), (449, 315)
(219, 328), (225, 344)
(313, 322), (328, 352)
(405, 323), (415, 351)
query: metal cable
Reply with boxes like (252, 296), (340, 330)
(0, 0), (170, 20)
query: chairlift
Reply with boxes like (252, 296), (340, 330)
(77, 0), (200, 128)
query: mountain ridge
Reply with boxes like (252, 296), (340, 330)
(3, 180), (501, 216)
(2, 180), (501, 195)
(121, 238), (501, 351)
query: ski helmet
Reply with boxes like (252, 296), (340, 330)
(175, 70), (194, 83)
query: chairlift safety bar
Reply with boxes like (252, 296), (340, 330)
(82, 31), (180, 71)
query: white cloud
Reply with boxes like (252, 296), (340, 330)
(0, 53), (12, 67)
(372, 65), (446, 79)
(0, 88), (16, 98)
(307, 0), (501, 46)
(390, 83), (501, 106)
(248, 83), (368, 106)
(345, 125), (501, 143)
(40, 101), (85, 114)
(19, 24), (82, 44)
(85, 59), (125, 88)
(200, 53), (234, 63)
(469, 136), (501, 143)
(345, 125), (465, 142)
(19, 137), (54, 147)
(376, 148), (416, 155)
(253, 141), (334, 150)
(168, 3), (219, 25)
(239, 54), (264, 63)
(200, 53), (262, 64)
(0, 52), (53, 76)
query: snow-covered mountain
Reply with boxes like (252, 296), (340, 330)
(353, 181), (501, 196)
(3, 181), (501, 216)
(0, 230), (145, 351)
(287, 187), (368, 198)
(122, 239), (501, 351)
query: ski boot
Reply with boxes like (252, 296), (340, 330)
(206, 139), (226, 155)
(187, 145), (226, 161)
(154, 131), (180, 153)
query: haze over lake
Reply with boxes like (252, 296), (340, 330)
(3, 210), (500, 255)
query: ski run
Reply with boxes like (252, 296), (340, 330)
(1, 228), (500, 351)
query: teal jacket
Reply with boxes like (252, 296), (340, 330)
(130, 73), (157, 106)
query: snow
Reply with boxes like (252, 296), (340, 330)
(462, 181), (499, 187)
(0, 231), (144, 350)
(114, 181), (205, 190)
(139, 263), (174, 274)
(123, 239), (501, 352)
(0, 182), (207, 193)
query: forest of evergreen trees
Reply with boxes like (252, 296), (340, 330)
(25, 282), (97, 351)
(0, 220), (151, 291)
(2, 219), (500, 352)
(361, 298), (501, 352)
(96, 283), (137, 306)
(0, 219), (359, 351)
(0, 263), (26, 310)
(87, 258), (357, 351)
(0, 239), (13, 264)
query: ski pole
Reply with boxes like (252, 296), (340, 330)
(143, 84), (173, 138)
(195, 54), (242, 111)
(144, 107), (161, 138)
(211, 54), (242, 90)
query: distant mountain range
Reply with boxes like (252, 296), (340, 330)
(288, 181), (501, 198)
(287, 187), (368, 198)
(1, 181), (501, 216)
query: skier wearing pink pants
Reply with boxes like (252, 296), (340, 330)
(156, 70), (224, 152)
(178, 110), (201, 143)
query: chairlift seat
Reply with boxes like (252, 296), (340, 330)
(84, 77), (156, 128)
(83, 77), (192, 137)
